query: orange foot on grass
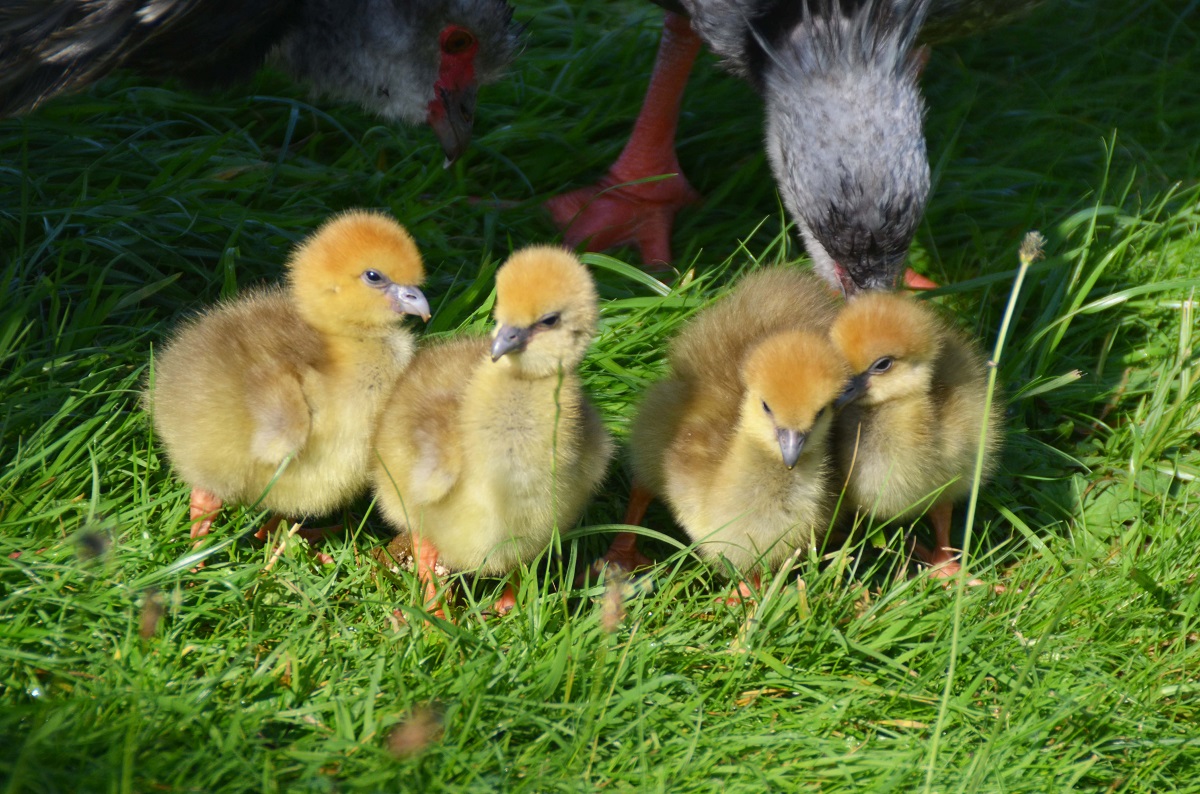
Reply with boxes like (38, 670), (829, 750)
(545, 13), (702, 269)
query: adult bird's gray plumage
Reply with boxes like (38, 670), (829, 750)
(683, 0), (932, 294)
(0, 0), (519, 163)
(549, 0), (1043, 290)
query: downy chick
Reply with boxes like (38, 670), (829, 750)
(373, 247), (613, 615)
(148, 210), (430, 545)
(606, 267), (842, 589)
(830, 291), (1003, 576)
(633, 328), (848, 589)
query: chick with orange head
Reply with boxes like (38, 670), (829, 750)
(619, 267), (846, 593)
(830, 291), (1003, 577)
(372, 247), (613, 616)
(147, 211), (430, 546)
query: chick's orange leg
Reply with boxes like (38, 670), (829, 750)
(412, 532), (447, 620)
(545, 12), (701, 269)
(912, 503), (993, 588)
(602, 483), (657, 570)
(294, 524), (344, 543)
(921, 501), (960, 575)
(576, 483), (655, 587)
(189, 488), (223, 541)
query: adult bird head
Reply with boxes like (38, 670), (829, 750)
(739, 330), (848, 470)
(756, 0), (931, 296)
(489, 247), (600, 378)
(277, 0), (519, 165)
(288, 210), (430, 337)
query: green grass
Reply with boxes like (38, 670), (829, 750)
(2, 0), (1200, 790)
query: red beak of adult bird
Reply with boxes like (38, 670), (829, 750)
(428, 25), (483, 166)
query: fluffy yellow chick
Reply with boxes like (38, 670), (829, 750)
(372, 246), (613, 615)
(830, 291), (1004, 577)
(148, 210), (430, 546)
(613, 267), (844, 592)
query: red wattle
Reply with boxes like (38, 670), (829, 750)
(437, 26), (478, 92)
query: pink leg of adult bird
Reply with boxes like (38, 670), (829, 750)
(545, 12), (702, 269)
(412, 532), (447, 620)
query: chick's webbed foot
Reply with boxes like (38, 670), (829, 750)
(489, 576), (519, 617)
(545, 13), (701, 269)
(578, 483), (656, 586)
(596, 531), (655, 574)
(912, 501), (988, 587)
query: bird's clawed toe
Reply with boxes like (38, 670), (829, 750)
(902, 269), (940, 290)
(576, 531), (654, 587)
(545, 174), (699, 269)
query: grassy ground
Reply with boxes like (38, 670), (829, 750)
(2, 0), (1199, 791)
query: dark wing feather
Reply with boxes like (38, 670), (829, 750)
(0, 0), (293, 117)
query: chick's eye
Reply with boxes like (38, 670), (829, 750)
(441, 29), (476, 55)
(870, 356), (894, 374)
(538, 313), (560, 328)
(362, 270), (384, 285)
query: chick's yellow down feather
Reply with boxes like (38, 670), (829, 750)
(624, 268), (845, 578)
(372, 247), (613, 613)
(147, 210), (430, 539)
(829, 291), (1004, 575)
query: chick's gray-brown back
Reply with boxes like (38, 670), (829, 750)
(927, 324), (1004, 484)
(669, 268), (839, 401)
(631, 268), (839, 496)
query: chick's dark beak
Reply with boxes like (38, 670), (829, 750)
(428, 84), (477, 167)
(777, 427), (807, 470)
(388, 284), (431, 321)
(835, 373), (870, 409)
(491, 324), (531, 362)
